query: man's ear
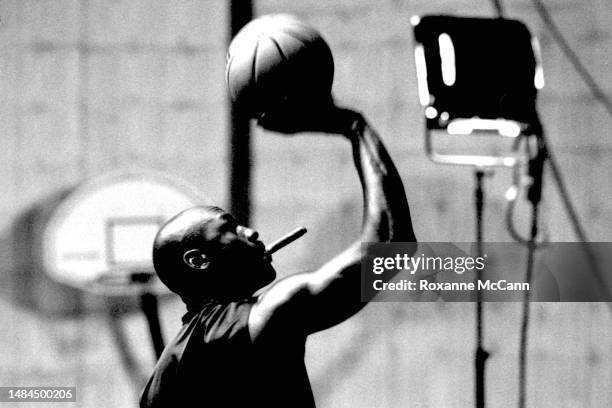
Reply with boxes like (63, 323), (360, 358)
(183, 249), (210, 270)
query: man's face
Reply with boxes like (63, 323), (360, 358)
(196, 212), (276, 293)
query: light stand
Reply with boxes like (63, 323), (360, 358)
(474, 168), (490, 408)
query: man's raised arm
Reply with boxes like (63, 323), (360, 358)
(249, 106), (417, 340)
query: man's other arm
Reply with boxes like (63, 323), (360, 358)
(249, 108), (417, 340)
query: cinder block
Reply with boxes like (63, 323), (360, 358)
(19, 49), (80, 107)
(114, 102), (164, 162)
(19, 105), (80, 167)
(85, 51), (121, 111)
(368, 100), (424, 153)
(161, 103), (227, 163)
(85, 101), (165, 173)
(86, 0), (168, 46)
(115, 51), (166, 101)
(0, 1), (22, 47)
(304, 9), (401, 48)
(163, 50), (227, 105)
(18, 0), (80, 43)
(335, 45), (397, 105)
(162, 0), (227, 47)
(539, 96), (612, 150)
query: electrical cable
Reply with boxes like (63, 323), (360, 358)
(531, 0), (612, 117)
(505, 136), (549, 247)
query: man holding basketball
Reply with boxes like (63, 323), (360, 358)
(139, 102), (417, 407)
(141, 13), (416, 408)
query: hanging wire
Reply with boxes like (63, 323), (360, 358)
(517, 135), (546, 408)
(505, 136), (549, 247)
(517, 205), (539, 408)
(490, 0), (505, 18)
(513, 135), (541, 408)
(531, 0), (612, 117)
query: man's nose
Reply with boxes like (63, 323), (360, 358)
(237, 226), (259, 242)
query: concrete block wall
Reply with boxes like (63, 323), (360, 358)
(0, 0), (611, 407)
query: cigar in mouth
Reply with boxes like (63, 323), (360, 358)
(265, 227), (307, 255)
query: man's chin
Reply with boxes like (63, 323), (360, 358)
(236, 258), (276, 294)
(262, 263), (277, 286)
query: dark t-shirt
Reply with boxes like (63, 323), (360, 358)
(140, 298), (315, 407)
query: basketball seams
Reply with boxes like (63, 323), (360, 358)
(276, 25), (318, 44)
(264, 33), (290, 106)
(225, 53), (234, 98)
(251, 38), (260, 99)
(267, 34), (288, 63)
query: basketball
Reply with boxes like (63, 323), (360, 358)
(226, 14), (335, 118)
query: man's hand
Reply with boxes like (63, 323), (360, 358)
(257, 96), (361, 136)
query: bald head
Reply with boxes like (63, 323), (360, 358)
(153, 206), (275, 304)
